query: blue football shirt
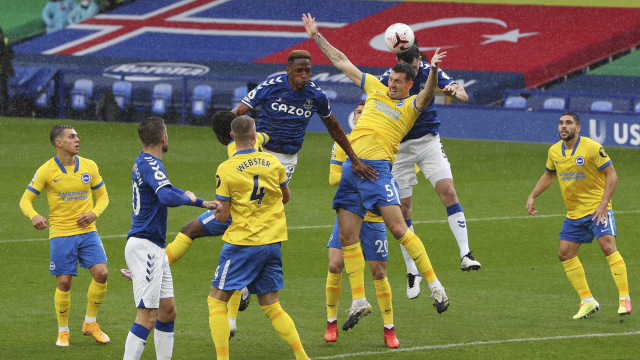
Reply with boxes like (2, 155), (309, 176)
(242, 74), (332, 154)
(128, 152), (173, 248)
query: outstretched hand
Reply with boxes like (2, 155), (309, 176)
(302, 13), (318, 38)
(430, 48), (446, 69)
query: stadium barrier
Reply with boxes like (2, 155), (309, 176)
(503, 89), (640, 114)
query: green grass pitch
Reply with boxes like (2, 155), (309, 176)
(1, 117), (639, 359)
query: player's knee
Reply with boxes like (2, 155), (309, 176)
(370, 265), (387, 280)
(93, 270), (108, 283)
(180, 220), (201, 238)
(327, 260), (344, 274)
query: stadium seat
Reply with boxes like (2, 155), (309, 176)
(191, 85), (213, 116)
(504, 96), (527, 109)
(590, 100), (613, 112)
(112, 81), (132, 110)
(360, 93), (367, 101)
(231, 85), (248, 108)
(151, 83), (173, 115)
(635, 103), (640, 113)
(324, 89), (338, 101)
(70, 79), (94, 110)
(35, 81), (55, 108)
(543, 97), (566, 110)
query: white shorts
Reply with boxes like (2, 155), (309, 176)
(124, 237), (174, 309)
(263, 149), (297, 182)
(392, 133), (452, 198)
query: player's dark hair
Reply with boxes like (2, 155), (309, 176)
(50, 125), (74, 147)
(355, 101), (365, 110)
(561, 112), (581, 125)
(391, 62), (416, 82)
(288, 50), (311, 64)
(138, 116), (166, 146)
(211, 111), (236, 145)
(396, 45), (421, 63)
(231, 115), (255, 142)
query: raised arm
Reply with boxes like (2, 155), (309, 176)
(415, 48), (446, 111)
(302, 13), (363, 87)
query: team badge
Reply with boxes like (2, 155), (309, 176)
(575, 156), (585, 166)
(81, 173), (91, 183)
(396, 100), (405, 107)
(50, 262), (55, 270)
(303, 98), (313, 110)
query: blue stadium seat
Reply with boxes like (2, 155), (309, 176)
(543, 97), (566, 110)
(35, 81), (55, 108)
(70, 79), (94, 110)
(590, 100), (613, 112)
(231, 85), (248, 109)
(324, 89), (338, 101)
(504, 96), (527, 109)
(151, 83), (173, 115)
(635, 102), (640, 113)
(191, 85), (213, 116)
(360, 93), (367, 102)
(112, 81), (132, 110)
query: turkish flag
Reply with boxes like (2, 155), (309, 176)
(257, 3), (640, 88)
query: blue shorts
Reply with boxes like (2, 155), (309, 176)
(327, 218), (388, 261)
(197, 210), (232, 237)
(333, 158), (401, 218)
(49, 231), (107, 276)
(211, 242), (284, 295)
(560, 210), (617, 243)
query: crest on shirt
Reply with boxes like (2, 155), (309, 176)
(81, 173), (91, 184)
(396, 100), (405, 107)
(303, 99), (313, 110)
(599, 146), (608, 158)
(575, 156), (585, 166)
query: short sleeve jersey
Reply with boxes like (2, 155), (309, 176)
(380, 61), (455, 140)
(128, 152), (173, 248)
(242, 74), (332, 154)
(226, 132), (270, 157)
(26, 155), (104, 238)
(215, 149), (288, 246)
(545, 136), (613, 219)
(350, 73), (422, 162)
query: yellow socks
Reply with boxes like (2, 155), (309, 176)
(226, 290), (242, 319)
(398, 229), (436, 283)
(607, 251), (629, 298)
(374, 277), (393, 326)
(342, 243), (365, 300)
(326, 271), (342, 320)
(165, 232), (194, 265)
(207, 296), (230, 360)
(261, 302), (308, 360)
(86, 279), (107, 319)
(562, 256), (592, 300)
(55, 288), (71, 328)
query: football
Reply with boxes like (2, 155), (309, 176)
(384, 23), (415, 53)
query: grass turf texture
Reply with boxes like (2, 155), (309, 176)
(1, 117), (639, 359)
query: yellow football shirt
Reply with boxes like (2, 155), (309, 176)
(350, 73), (422, 162)
(215, 149), (287, 245)
(23, 155), (106, 238)
(545, 136), (612, 219)
(226, 132), (269, 157)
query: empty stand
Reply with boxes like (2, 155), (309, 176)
(231, 86), (248, 109)
(543, 97), (566, 110)
(324, 89), (338, 101)
(635, 102), (640, 113)
(70, 79), (94, 111)
(112, 81), (132, 110)
(191, 85), (213, 116)
(504, 96), (527, 109)
(590, 100), (613, 112)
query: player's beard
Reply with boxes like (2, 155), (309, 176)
(559, 129), (575, 141)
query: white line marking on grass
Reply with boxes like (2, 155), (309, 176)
(313, 331), (640, 359)
(3, 210), (639, 243)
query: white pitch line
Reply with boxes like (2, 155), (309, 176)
(2, 210), (638, 244)
(313, 331), (640, 359)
